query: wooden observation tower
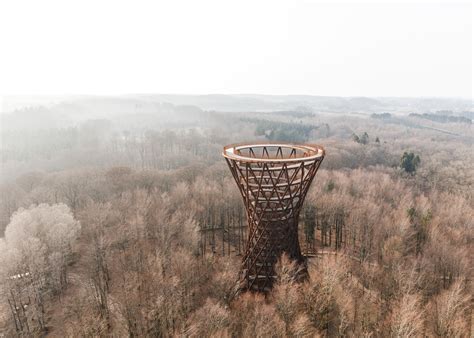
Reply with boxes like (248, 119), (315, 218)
(223, 142), (325, 292)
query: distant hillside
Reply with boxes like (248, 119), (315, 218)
(3, 94), (472, 116)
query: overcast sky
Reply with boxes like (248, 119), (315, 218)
(0, 0), (471, 98)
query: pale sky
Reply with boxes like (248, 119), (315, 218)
(0, 0), (472, 97)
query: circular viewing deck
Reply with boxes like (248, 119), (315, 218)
(222, 142), (325, 164)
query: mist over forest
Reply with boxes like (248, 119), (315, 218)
(0, 95), (472, 336)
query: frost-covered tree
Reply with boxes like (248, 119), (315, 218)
(1, 203), (80, 334)
(5, 203), (80, 260)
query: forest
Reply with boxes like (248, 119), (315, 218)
(0, 95), (472, 337)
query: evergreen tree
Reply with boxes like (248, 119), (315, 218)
(400, 152), (421, 173)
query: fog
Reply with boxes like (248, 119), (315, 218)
(1, 94), (472, 181)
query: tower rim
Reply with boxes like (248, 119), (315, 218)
(222, 142), (325, 164)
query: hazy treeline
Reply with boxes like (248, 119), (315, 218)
(409, 113), (471, 124)
(0, 96), (472, 336)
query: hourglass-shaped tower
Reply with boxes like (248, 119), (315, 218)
(223, 142), (325, 292)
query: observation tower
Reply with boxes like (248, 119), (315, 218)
(223, 142), (325, 292)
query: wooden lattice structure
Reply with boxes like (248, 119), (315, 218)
(223, 142), (325, 292)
